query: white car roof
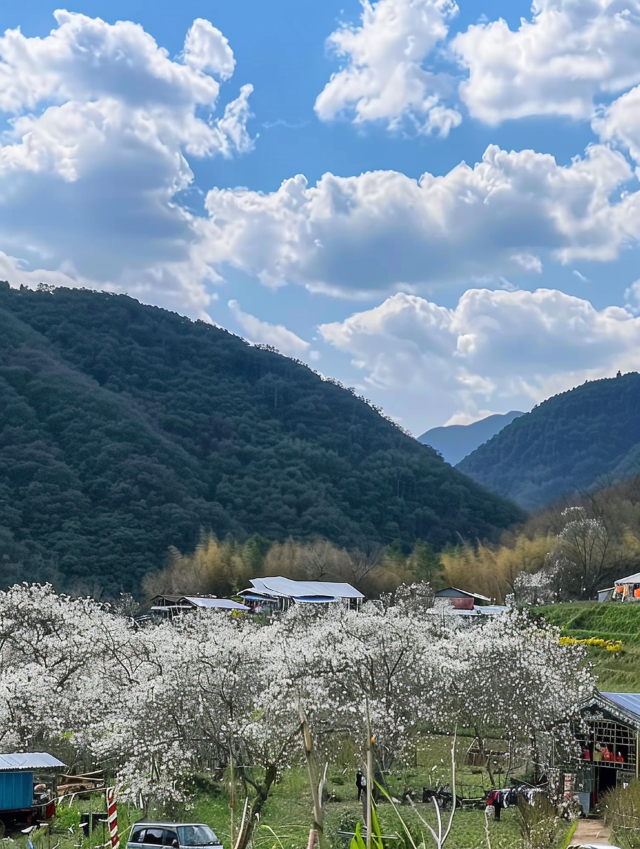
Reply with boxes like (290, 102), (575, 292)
(572, 843), (623, 849)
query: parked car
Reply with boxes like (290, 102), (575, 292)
(128, 823), (222, 849)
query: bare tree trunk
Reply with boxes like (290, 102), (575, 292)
(235, 764), (277, 849)
(300, 711), (327, 849)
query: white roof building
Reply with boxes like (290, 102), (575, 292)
(238, 577), (364, 607)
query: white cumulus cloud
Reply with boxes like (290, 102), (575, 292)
(453, 0), (640, 125)
(593, 83), (640, 165)
(315, 0), (461, 135)
(183, 18), (235, 79)
(319, 287), (640, 424)
(200, 143), (634, 297)
(0, 10), (254, 317)
(228, 300), (311, 357)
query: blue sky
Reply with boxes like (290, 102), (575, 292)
(2, 0), (640, 434)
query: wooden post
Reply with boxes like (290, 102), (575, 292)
(366, 729), (374, 849)
(300, 710), (327, 849)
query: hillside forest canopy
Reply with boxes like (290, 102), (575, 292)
(0, 284), (522, 595)
(458, 372), (640, 510)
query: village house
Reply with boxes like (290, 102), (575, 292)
(237, 577), (364, 612)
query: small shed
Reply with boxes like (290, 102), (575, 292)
(179, 597), (249, 611)
(597, 587), (614, 603)
(0, 752), (65, 814)
(569, 691), (640, 812)
(148, 595), (249, 619)
(434, 587), (491, 610)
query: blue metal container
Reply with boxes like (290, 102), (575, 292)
(0, 771), (33, 811)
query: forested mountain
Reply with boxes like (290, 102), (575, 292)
(419, 411), (523, 465)
(457, 373), (640, 510)
(0, 284), (522, 594)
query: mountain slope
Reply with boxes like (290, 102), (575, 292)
(457, 373), (640, 509)
(0, 284), (523, 593)
(419, 411), (523, 465)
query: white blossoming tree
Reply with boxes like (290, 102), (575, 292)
(0, 583), (595, 847)
(446, 610), (592, 785)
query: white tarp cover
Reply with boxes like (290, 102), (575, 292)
(0, 753), (65, 771)
(614, 572), (640, 586)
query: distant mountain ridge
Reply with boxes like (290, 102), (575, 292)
(0, 284), (523, 593)
(418, 411), (524, 466)
(457, 374), (640, 510)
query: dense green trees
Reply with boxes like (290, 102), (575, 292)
(0, 284), (522, 594)
(142, 533), (445, 600)
(458, 373), (640, 509)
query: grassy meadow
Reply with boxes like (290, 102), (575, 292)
(536, 601), (640, 691)
(20, 730), (576, 849)
(30, 767), (565, 849)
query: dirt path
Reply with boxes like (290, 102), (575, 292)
(569, 817), (613, 845)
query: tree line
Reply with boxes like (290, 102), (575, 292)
(142, 534), (443, 600)
(146, 467), (640, 603)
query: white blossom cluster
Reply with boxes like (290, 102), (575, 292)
(0, 584), (593, 805)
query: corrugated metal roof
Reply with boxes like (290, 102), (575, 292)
(249, 577), (364, 600)
(0, 753), (65, 771)
(427, 607), (479, 616)
(614, 572), (640, 585)
(182, 597), (248, 610)
(601, 692), (640, 722)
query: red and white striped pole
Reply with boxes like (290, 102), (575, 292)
(107, 788), (120, 849)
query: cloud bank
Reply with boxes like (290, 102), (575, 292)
(201, 143), (633, 297)
(0, 10), (254, 317)
(320, 288), (640, 426)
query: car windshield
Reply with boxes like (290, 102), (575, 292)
(177, 826), (219, 847)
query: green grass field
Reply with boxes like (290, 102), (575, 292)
(536, 601), (640, 692)
(35, 775), (563, 849)
(21, 752), (573, 849)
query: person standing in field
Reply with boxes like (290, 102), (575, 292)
(356, 769), (364, 801)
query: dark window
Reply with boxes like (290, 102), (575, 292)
(163, 831), (178, 846)
(143, 830), (164, 845)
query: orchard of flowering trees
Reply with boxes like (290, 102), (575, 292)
(0, 584), (593, 847)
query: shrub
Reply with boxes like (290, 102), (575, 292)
(516, 796), (560, 849)
(603, 779), (640, 848)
